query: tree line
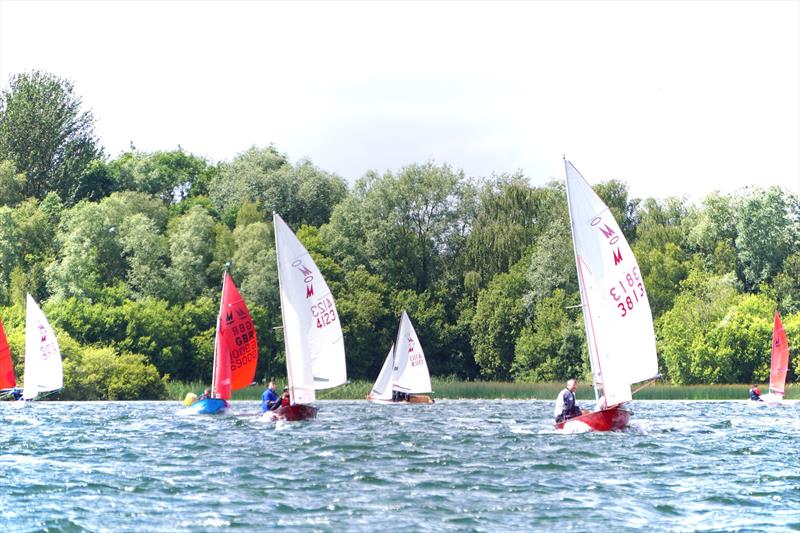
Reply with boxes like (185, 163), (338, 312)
(1, 71), (798, 399)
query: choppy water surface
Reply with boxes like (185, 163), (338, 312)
(1, 400), (798, 532)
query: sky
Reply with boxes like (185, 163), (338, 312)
(1, 0), (798, 201)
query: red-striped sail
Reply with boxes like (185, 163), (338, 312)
(0, 317), (15, 389)
(212, 272), (258, 400)
(770, 311), (789, 396)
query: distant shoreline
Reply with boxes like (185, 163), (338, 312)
(167, 380), (798, 402)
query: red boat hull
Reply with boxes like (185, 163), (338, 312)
(554, 404), (631, 432)
(270, 404), (318, 421)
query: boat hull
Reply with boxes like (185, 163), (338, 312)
(184, 398), (229, 415)
(757, 393), (785, 406)
(366, 394), (435, 404)
(555, 404), (631, 432)
(267, 404), (318, 421)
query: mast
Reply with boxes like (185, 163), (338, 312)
(210, 264), (229, 398)
(273, 212), (295, 403)
(564, 159), (601, 403)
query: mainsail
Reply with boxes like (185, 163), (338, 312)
(565, 161), (658, 407)
(211, 271), (258, 400)
(769, 311), (789, 398)
(0, 317), (15, 390)
(22, 294), (63, 400)
(274, 213), (347, 405)
(392, 311), (432, 394)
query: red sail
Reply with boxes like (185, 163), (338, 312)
(0, 317), (15, 389)
(770, 311), (789, 396)
(212, 272), (258, 400)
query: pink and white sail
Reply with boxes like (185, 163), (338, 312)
(22, 294), (63, 400)
(565, 161), (659, 408)
(274, 213), (347, 405)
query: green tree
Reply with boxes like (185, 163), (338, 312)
(108, 148), (215, 202)
(735, 187), (799, 291)
(687, 191), (738, 273)
(62, 346), (167, 400)
(470, 263), (529, 379)
(166, 205), (216, 303)
(464, 176), (562, 288)
(657, 265), (741, 383)
(0, 71), (103, 203)
(210, 147), (346, 228)
(322, 161), (472, 293)
(0, 160), (25, 207)
(119, 213), (171, 300)
(773, 253), (800, 314)
(513, 289), (586, 382)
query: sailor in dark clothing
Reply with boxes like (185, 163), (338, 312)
(749, 385), (763, 402)
(271, 387), (290, 410)
(554, 379), (583, 423)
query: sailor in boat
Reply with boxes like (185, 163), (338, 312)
(270, 387), (291, 411)
(198, 388), (211, 401)
(261, 381), (279, 413)
(749, 385), (763, 402)
(554, 379), (583, 423)
(391, 390), (410, 402)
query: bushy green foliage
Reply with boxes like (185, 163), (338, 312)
(62, 345), (166, 400)
(2, 68), (800, 394)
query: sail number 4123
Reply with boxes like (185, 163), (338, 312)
(609, 266), (645, 317)
(311, 297), (337, 329)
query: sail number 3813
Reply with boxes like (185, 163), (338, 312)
(311, 297), (337, 329)
(609, 266), (645, 317)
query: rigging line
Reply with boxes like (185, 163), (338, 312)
(631, 374), (662, 396)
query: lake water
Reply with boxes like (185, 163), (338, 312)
(1, 400), (798, 532)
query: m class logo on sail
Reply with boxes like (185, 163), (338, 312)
(591, 215), (623, 266)
(292, 259), (315, 298)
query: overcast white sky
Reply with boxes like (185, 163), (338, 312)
(1, 0), (798, 201)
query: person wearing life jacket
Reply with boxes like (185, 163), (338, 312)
(554, 379), (583, 423)
(749, 385), (763, 401)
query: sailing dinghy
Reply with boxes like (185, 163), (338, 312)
(185, 269), (258, 414)
(558, 161), (659, 431)
(367, 311), (434, 404)
(759, 311), (789, 405)
(14, 294), (63, 401)
(264, 213), (347, 421)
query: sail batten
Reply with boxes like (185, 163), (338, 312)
(565, 162), (658, 406)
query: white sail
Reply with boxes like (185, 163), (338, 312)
(565, 161), (658, 406)
(274, 213), (347, 405)
(22, 294), (63, 400)
(392, 311), (432, 394)
(369, 345), (395, 400)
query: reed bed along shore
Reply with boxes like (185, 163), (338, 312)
(166, 380), (799, 401)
